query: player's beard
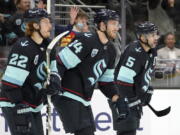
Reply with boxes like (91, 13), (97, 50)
(40, 29), (51, 39)
(107, 30), (117, 40)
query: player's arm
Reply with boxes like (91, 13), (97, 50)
(56, 33), (92, 76)
(98, 47), (119, 99)
(98, 68), (119, 99)
(98, 54), (130, 120)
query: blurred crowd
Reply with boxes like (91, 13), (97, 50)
(0, 0), (180, 59)
(0, 0), (47, 46)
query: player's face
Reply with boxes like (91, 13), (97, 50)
(39, 18), (52, 38)
(106, 20), (120, 39)
(145, 32), (159, 48)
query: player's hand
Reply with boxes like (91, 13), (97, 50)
(141, 86), (154, 106)
(40, 72), (62, 98)
(113, 97), (130, 120)
(70, 6), (79, 25)
(46, 72), (62, 95)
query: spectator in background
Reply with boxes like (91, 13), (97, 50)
(71, 11), (89, 33)
(148, 0), (175, 36)
(57, 8), (89, 48)
(35, 0), (47, 9)
(55, 6), (79, 35)
(5, 0), (31, 45)
(0, 0), (17, 45)
(157, 32), (180, 59)
(107, 0), (160, 44)
(162, 0), (180, 29)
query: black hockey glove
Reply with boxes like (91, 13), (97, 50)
(141, 86), (154, 106)
(13, 104), (32, 134)
(113, 97), (130, 121)
(42, 72), (63, 95)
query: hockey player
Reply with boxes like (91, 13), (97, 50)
(51, 9), (129, 135)
(110, 22), (159, 135)
(0, 8), (61, 135)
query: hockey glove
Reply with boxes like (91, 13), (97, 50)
(43, 72), (62, 95)
(13, 104), (32, 134)
(141, 86), (154, 106)
(113, 97), (130, 121)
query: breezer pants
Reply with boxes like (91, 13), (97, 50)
(2, 107), (44, 135)
(108, 100), (141, 135)
(51, 95), (96, 134)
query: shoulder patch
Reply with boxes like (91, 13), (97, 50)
(20, 40), (29, 47)
(91, 49), (99, 57)
(135, 47), (142, 52)
(15, 19), (22, 25)
(84, 33), (92, 38)
(34, 55), (39, 65)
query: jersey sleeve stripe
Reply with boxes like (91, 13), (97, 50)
(1, 81), (19, 88)
(50, 60), (58, 72)
(58, 47), (81, 69)
(116, 81), (134, 87)
(117, 66), (136, 84)
(98, 69), (115, 82)
(2, 65), (29, 86)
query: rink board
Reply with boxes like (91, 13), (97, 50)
(0, 89), (178, 135)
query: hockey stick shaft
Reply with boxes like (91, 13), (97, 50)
(147, 103), (171, 117)
(45, 31), (69, 135)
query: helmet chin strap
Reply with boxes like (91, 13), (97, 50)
(139, 35), (152, 49)
(35, 24), (46, 40)
(99, 22), (112, 41)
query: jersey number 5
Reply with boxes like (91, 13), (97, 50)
(126, 56), (135, 67)
(9, 53), (28, 68)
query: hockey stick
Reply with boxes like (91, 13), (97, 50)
(147, 103), (171, 117)
(45, 31), (69, 135)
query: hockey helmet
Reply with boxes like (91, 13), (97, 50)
(24, 8), (49, 23)
(94, 9), (120, 25)
(135, 22), (158, 36)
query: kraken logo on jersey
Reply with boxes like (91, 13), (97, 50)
(88, 59), (107, 85)
(142, 68), (153, 91)
(37, 61), (47, 81)
(91, 49), (99, 57)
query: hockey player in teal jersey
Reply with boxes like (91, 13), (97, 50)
(51, 9), (129, 135)
(0, 8), (61, 135)
(111, 22), (159, 135)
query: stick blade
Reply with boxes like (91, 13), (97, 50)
(156, 106), (171, 117)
